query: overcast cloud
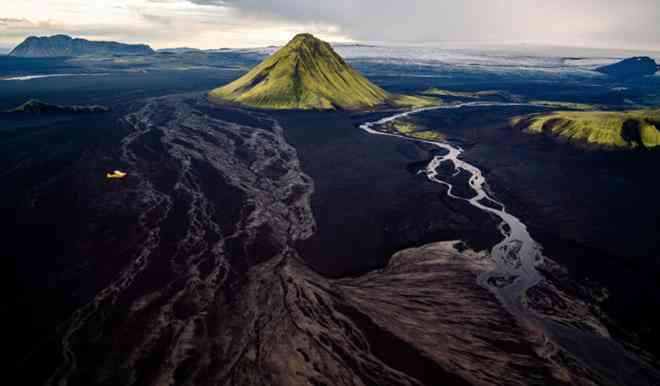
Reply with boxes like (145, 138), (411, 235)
(0, 0), (658, 51)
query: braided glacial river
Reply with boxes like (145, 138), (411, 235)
(360, 103), (660, 382)
(360, 103), (544, 316)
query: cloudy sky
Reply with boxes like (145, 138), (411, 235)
(1, 0), (659, 51)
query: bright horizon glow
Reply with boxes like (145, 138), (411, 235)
(1, 0), (659, 52)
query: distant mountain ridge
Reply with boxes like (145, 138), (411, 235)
(10, 35), (154, 57)
(3, 99), (110, 115)
(596, 56), (659, 78)
(157, 47), (204, 54)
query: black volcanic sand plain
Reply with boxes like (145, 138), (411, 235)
(4, 51), (660, 384)
(276, 110), (501, 277)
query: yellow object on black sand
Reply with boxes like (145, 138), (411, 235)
(106, 170), (127, 179)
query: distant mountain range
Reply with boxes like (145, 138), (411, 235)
(596, 56), (659, 78)
(9, 35), (154, 57)
(3, 99), (110, 115)
(156, 47), (204, 54)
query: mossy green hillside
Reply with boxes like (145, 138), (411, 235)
(424, 87), (496, 98)
(387, 120), (446, 141)
(511, 109), (660, 148)
(423, 87), (519, 101)
(390, 94), (440, 109)
(528, 100), (598, 111)
(209, 34), (440, 110)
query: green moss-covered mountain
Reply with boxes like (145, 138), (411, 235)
(209, 33), (436, 110)
(511, 109), (660, 148)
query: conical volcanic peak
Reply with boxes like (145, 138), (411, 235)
(209, 34), (393, 110)
(288, 33), (326, 47)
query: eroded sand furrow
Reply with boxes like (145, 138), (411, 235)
(49, 105), (174, 386)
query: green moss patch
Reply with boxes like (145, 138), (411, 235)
(511, 109), (660, 148)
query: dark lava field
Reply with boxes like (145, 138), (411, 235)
(5, 50), (660, 385)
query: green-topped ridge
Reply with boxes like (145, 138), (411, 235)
(423, 87), (522, 102)
(376, 118), (446, 141)
(511, 109), (660, 148)
(209, 33), (438, 110)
